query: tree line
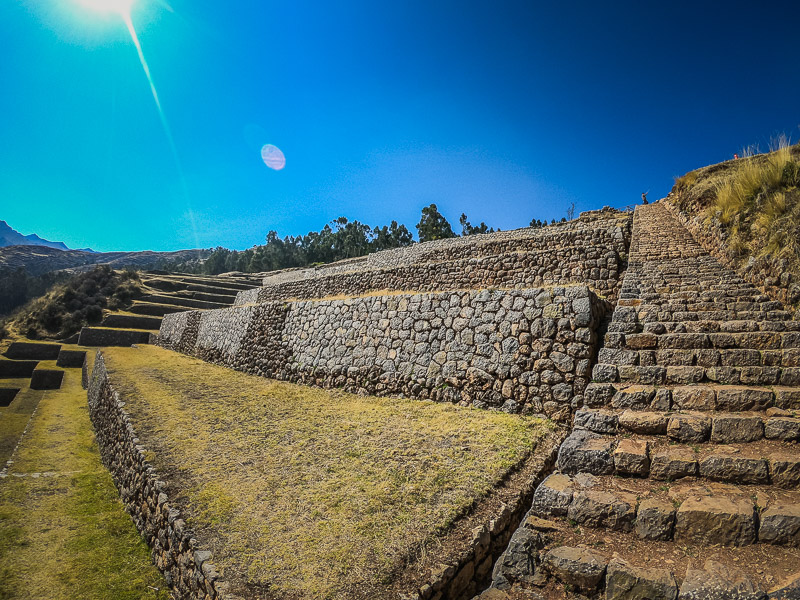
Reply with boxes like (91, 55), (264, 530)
(163, 204), (571, 276)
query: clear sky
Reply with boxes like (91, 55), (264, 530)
(2, 0), (799, 252)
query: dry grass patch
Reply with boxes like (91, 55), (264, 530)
(103, 345), (556, 599)
(0, 360), (169, 600)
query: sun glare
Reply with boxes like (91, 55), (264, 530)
(76, 0), (136, 15)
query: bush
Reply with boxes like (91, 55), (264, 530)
(8, 266), (143, 340)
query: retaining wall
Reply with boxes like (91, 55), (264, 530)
(87, 353), (235, 600)
(238, 212), (632, 306)
(160, 286), (607, 419)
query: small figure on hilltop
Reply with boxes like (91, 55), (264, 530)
(641, 191), (649, 204)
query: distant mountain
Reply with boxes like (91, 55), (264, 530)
(0, 220), (95, 252)
(0, 244), (211, 276)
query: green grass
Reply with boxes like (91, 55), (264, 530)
(102, 345), (555, 599)
(0, 361), (169, 600)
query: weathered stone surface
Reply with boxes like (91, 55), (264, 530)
(574, 409), (619, 434)
(675, 494), (757, 546)
(716, 386), (774, 411)
(556, 430), (616, 475)
(667, 413), (711, 443)
(765, 417), (800, 441)
(585, 383), (617, 406)
(771, 455), (800, 488)
(613, 439), (650, 476)
(776, 388), (800, 410)
(567, 490), (638, 532)
(490, 527), (545, 585)
(758, 504), (800, 546)
(611, 386), (655, 409)
(635, 497), (676, 541)
(618, 410), (668, 435)
(768, 571), (800, 599)
(699, 454), (770, 485)
(710, 413), (764, 443)
(672, 386), (716, 411)
(605, 555), (678, 600)
(679, 559), (766, 600)
(650, 448), (698, 481)
(532, 474), (574, 517)
(542, 546), (608, 592)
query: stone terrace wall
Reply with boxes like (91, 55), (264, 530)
(236, 212), (632, 307)
(87, 353), (236, 600)
(160, 287), (606, 419)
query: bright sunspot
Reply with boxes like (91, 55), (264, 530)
(76, 0), (136, 15)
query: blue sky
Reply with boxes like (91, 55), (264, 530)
(1, 0), (799, 252)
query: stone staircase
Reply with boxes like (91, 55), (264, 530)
(77, 272), (260, 346)
(485, 203), (800, 599)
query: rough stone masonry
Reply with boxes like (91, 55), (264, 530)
(159, 286), (606, 419)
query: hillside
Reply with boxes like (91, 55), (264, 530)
(666, 143), (800, 307)
(0, 244), (211, 276)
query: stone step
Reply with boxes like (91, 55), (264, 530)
(184, 283), (241, 297)
(614, 331), (800, 351)
(128, 302), (188, 317)
(585, 382), (800, 412)
(532, 472), (800, 547)
(101, 314), (163, 330)
(630, 320), (800, 334)
(575, 405), (800, 443)
(3, 342), (62, 360)
(30, 368), (64, 390)
(600, 347), (798, 370)
(139, 294), (228, 310)
(611, 308), (797, 325)
(0, 387), (21, 407)
(77, 327), (154, 347)
(0, 358), (39, 378)
(555, 429), (800, 486)
(148, 275), (256, 291)
(173, 290), (237, 304)
(592, 362), (800, 386)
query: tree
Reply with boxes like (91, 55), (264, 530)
(566, 202), (576, 220)
(416, 204), (456, 242)
(459, 213), (494, 236)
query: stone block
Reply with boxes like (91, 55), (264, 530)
(699, 454), (770, 485)
(770, 455), (800, 489)
(665, 366), (704, 384)
(593, 364), (619, 383)
(542, 546), (608, 593)
(679, 559), (766, 600)
(710, 413), (764, 443)
(765, 417), (800, 442)
(584, 383), (616, 406)
(618, 410), (668, 435)
(675, 494), (757, 546)
(556, 430), (616, 475)
(574, 409), (619, 434)
(613, 439), (650, 477)
(567, 490), (638, 532)
(532, 474), (574, 517)
(605, 556), (678, 600)
(716, 386), (774, 411)
(758, 504), (800, 546)
(611, 385), (654, 409)
(775, 388), (800, 410)
(672, 386), (716, 411)
(650, 449), (698, 481)
(667, 413), (711, 443)
(635, 497), (676, 541)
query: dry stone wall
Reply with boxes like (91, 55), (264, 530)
(87, 353), (236, 600)
(236, 212), (632, 307)
(159, 286), (606, 419)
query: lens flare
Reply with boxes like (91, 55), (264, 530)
(261, 144), (286, 170)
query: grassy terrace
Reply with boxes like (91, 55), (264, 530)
(102, 345), (557, 599)
(0, 354), (169, 600)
